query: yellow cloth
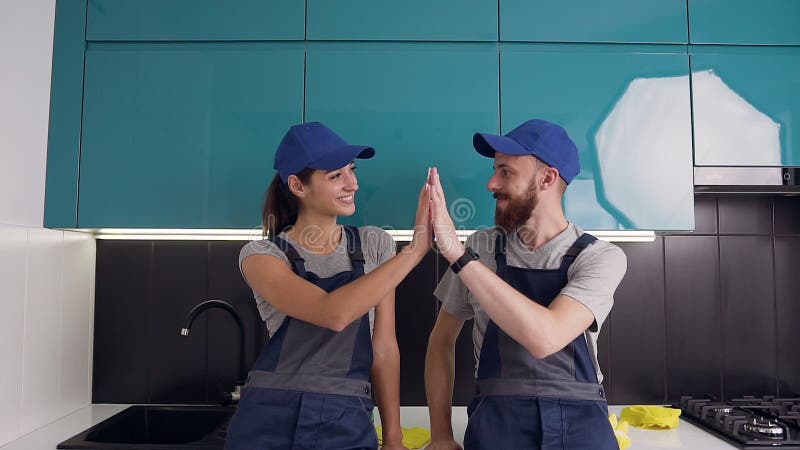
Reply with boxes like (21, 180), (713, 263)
(620, 405), (681, 429)
(375, 425), (431, 449)
(609, 413), (632, 449)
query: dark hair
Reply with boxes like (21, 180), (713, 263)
(262, 169), (315, 237)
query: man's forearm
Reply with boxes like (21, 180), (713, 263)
(425, 341), (456, 439)
(455, 260), (563, 358)
(372, 346), (403, 445)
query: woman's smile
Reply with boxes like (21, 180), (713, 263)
(337, 193), (355, 204)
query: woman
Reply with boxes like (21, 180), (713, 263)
(225, 122), (430, 450)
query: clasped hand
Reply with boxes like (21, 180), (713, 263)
(409, 167), (465, 264)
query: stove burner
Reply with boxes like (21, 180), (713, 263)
(742, 417), (785, 439)
(678, 396), (800, 448)
(709, 406), (734, 415)
(703, 405), (735, 424)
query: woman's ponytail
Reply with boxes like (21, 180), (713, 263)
(261, 169), (313, 237)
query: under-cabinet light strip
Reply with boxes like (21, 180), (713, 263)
(90, 228), (656, 242)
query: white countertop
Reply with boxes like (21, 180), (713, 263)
(1, 404), (737, 450)
(377, 406), (738, 450)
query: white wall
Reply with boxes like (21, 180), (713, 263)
(0, 0), (56, 227)
(0, 1), (96, 445)
(0, 225), (95, 445)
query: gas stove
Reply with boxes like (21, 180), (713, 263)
(678, 396), (800, 449)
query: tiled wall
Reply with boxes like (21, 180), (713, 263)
(0, 225), (95, 446)
(91, 195), (800, 406)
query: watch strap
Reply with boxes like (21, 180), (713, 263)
(451, 247), (479, 274)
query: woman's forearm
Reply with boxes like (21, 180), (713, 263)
(321, 248), (424, 330)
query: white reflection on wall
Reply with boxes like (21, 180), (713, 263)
(594, 71), (781, 229)
(594, 74), (694, 230)
(693, 70), (781, 166)
(564, 178), (622, 230)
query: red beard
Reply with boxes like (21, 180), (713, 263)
(494, 182), (538, 234)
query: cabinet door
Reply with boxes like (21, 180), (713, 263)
(500, 0), (687, 43)
(692, 46), (800, 166)
(689, 0), (800, 45)
(501, 44), (694, 230)
(45, 0), (86, 228)
(87, 0), (304, 41)
(307, 0), (497, 41)
(305, 43), (499, 229)
(78, 43), (304, 228)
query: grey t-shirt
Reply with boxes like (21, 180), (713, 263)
(434, 223), (627, 383)
(239, 226), (396, 337)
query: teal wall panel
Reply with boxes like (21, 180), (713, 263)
(500, 0), (688, 43)
(87, 0), (304, 41)
(689, 0), (800, 45)
(78, 43), (304, 228)
(47, 1), (732, 230)
(501, 44), (694, 230)
(692, 46), (800, 166)
(44, 0), (86, 228)
(307, 0), (497, 41)
(306, 43), (499, 229)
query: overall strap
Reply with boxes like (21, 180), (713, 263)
(559, 233), (598, 270)
(494, 232), (508, 277)
(270, 235), (307, 278)
(342, 225), (365, 277)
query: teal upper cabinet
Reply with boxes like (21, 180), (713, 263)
(78, 43), (304, 228)
(689, 0), (800, 45)
(306, 43), (498, 229)
(500, 0), (688, 43)
(45, 0), (86, 228)
(307, 0), (497, 41)
(86, 0), (304, 41)
(692, 46), (800, 166)
(501, 44), (694, 230)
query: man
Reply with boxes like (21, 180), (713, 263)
(424, 119), (627, 450)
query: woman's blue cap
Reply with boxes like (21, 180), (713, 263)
(473, 119), (580, 184)
(274, 122), (375, 183)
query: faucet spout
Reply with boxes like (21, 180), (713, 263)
(181, 299), (247, 386)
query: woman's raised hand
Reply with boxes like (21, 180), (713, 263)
(428, 167), (465, 263)
(407, 172), (433, 261)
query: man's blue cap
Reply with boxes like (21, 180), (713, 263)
(274, 122), (375, 183)
(473, 119), (580, 184)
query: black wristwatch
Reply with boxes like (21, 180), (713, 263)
(450, 247), (479, 274)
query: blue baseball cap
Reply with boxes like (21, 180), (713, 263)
(473, 119), (580, 184)
(274, 122), (375, 183)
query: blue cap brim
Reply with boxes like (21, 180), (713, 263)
(473, 132), (530, 158)
(307, 145), (375, 171)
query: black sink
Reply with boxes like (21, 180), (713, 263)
(57, 405), (236, 449)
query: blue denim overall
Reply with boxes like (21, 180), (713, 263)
(463, 233), (618, 450)
(225, 225), (378, 450)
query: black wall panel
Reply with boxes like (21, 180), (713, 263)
(93, 241), (152, 403)
(775, 236), (800, 397)
(664, 235), (722, 401)
(719, 235), (777, 398)
(206, 242), (263, 402)
(609, 238), (667, 404)
(395, 246), (439, 406)
(93, 195), (800, 405)
(147, 242), (209, 403)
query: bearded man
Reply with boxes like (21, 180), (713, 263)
(423, 119), (627, 450)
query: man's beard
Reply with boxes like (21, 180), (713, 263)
(494, 182), (538, 233)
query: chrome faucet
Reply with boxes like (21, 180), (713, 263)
(181, 299), (247, 403)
